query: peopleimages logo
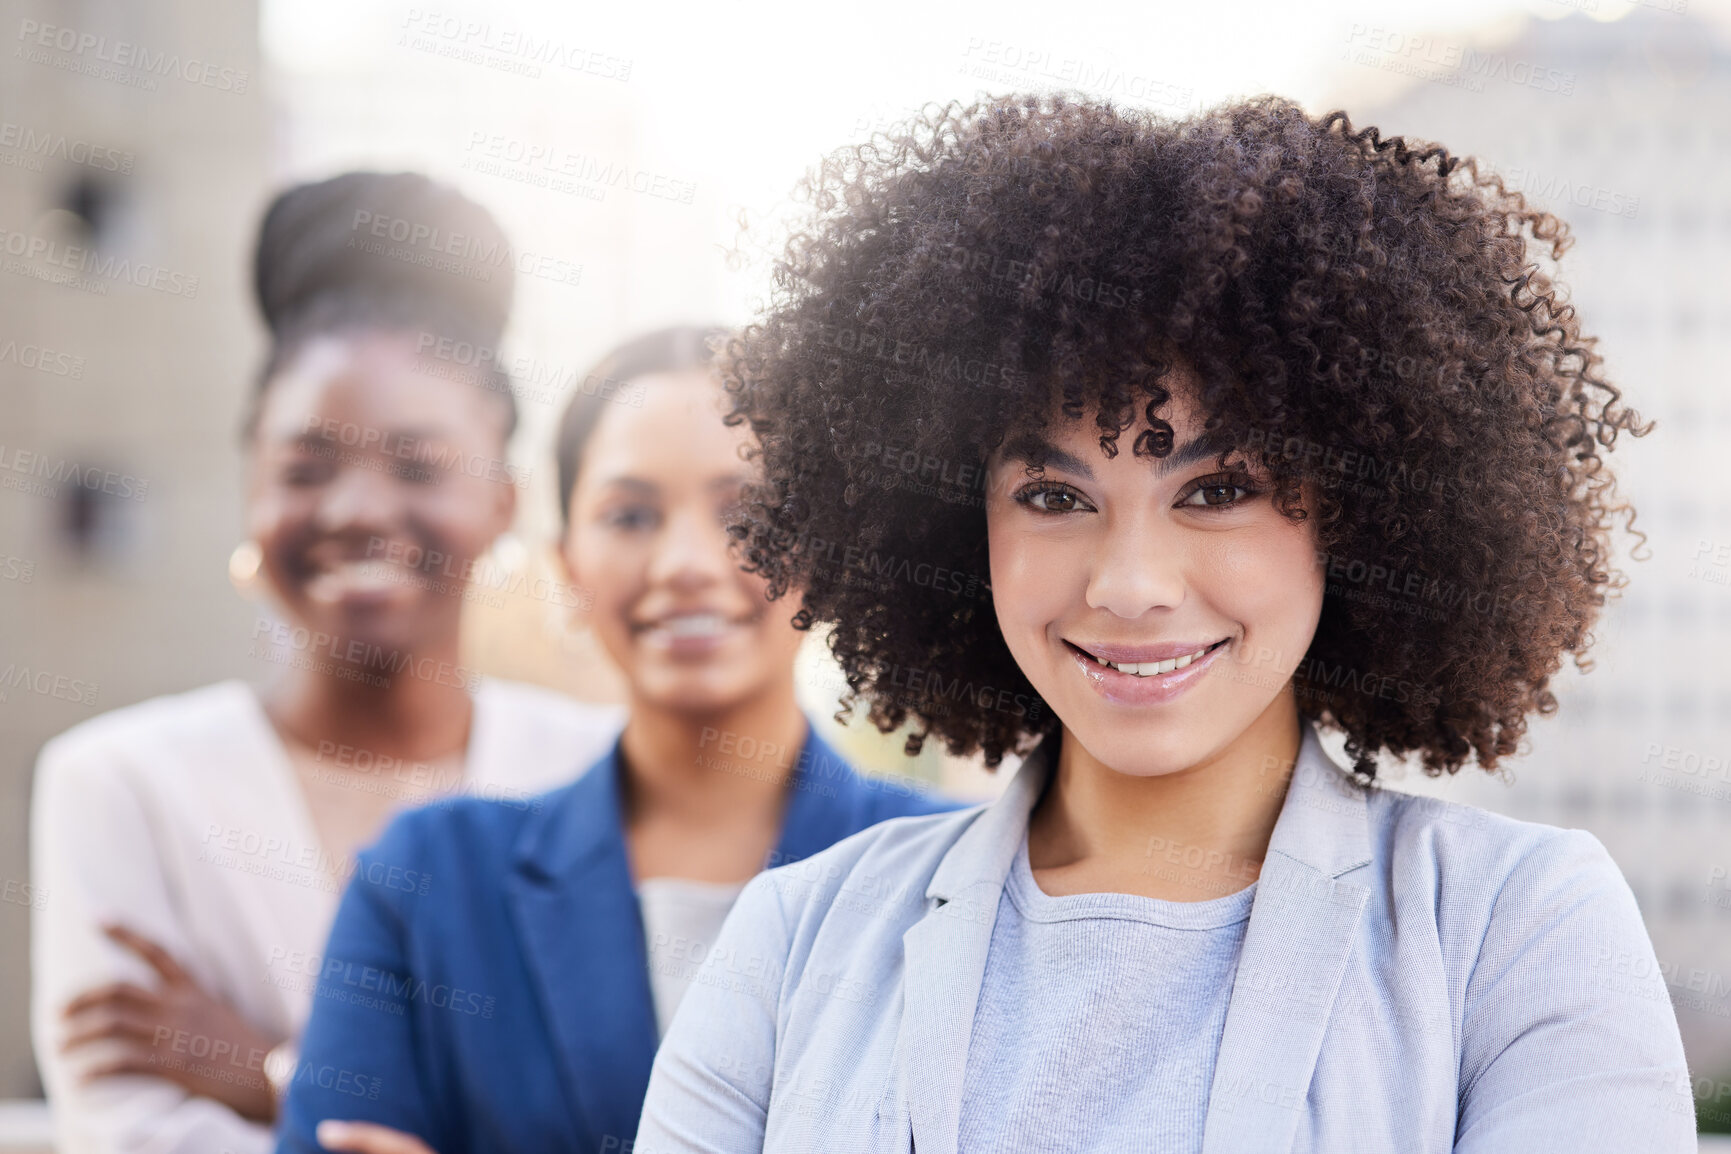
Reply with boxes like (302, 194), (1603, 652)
(1343, 25), (1576, 96)
(346, 211), (583, 288)
(461, 132), (697, 204)
(0, 445), (149, 502)
(15, 19), (251, 93)
(0, 664), (99, 706)
(0, 121), (134, 173)
(398, 10), (633, 82)
(0, 226), (200, 298)
(0, 339), (84, 378)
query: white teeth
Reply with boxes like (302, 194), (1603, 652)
(305, 560), (409, 604)
(1102, 644), (1214, 677)
(665, 614), (727, 637)
(643, 614), (738, 646)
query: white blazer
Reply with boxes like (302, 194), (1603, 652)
(30, 678), (623, 1154)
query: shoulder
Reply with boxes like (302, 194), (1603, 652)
(1363, 782), (1641, 959)
(750, 801), (988, 931)
(851, 771), (972, 823)
(1363, 785), (1692, 1132)
(1367, 781), (1618, 889)
(35, 679), (263, 786)
(795, 728), (971, 826)
(364, 780), (563, 874)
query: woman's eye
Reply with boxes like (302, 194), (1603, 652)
(604, 506), (658, 531)
(1181, 482), (1249, 508)
(282, 461), (332, 486)
(1017, 485), (1087, 514)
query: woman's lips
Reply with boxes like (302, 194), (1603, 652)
(1071, 637), (1229, 672)
(1065, 638), (1230, 706)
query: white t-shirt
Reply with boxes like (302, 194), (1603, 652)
(638, 877), (751, 1039)
(957, 832), (1257, 1153)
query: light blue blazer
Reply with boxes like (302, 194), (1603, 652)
(635, 720), (1695, 1153)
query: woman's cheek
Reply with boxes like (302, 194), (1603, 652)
(987, 529), (1053, 677)
(1010, 530), (1072, 618)
(986, 513), (1029, 603)
(743, 570), (779, 611)
(1232, 532), (1324, 667)
(590, 584), (636, 643)
(416, 491), (492, 567)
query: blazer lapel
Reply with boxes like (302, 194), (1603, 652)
(896, 742), (1052, 1154)
(1200, 724), (1373, 1154)
(499, 725), (885, 1149)
(504, 747), (658, 1152)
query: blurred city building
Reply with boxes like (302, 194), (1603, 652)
(1337, 6), (1731, 1092)
(0, 0), (268, 1100)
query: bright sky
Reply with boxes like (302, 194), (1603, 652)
(255, 0), (1729, 516)
(261, 0), (1726, 221)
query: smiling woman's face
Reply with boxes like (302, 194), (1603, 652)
(561, 369), (806, 714)
(246, 330), (516, 657)
(984, 373), (1325, 777)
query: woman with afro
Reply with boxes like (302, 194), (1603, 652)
(633, 93), (1693, 1153)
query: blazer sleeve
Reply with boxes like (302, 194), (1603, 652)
(1453, 827), (1696, 1153)
(275, 816), (445, 1153)
(634, 871), (791, 1153)
(29, 731), (275, 1154)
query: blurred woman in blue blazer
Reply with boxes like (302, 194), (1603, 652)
(274, 326), (961, 1154)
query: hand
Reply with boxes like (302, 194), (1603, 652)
(61, 923), (280, 1122)
(316, 1121), (439, 1154)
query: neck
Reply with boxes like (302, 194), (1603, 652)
(1028, 691), (1303, 901)
(264, 634), (474, 763)
(618, 675), (810, 826)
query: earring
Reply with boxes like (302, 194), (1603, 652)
(228, 540), (262, 592)
(486, 532), (527, 576)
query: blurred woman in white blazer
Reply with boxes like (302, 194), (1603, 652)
(29, 171), (621, 1154)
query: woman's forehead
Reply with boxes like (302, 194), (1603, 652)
(993, 386), (1212, 458)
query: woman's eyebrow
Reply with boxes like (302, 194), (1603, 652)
(596, 476), (659, 494)
(288, 424), (454, 448)
(998, 429), (1238, 479)
(1158, 430), (1239, 474)
(999, 433), (1095, 479)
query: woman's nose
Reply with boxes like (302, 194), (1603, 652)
(646, 507), (735, 589)
(313, 463), (404, 537)
(1084, 514), (1187, 619)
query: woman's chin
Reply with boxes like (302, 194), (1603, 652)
(1058, 711), (1230, 779)
(637, 669), (764, 718)
(276, 598), (444, 662)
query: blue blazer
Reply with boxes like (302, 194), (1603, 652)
(275, 727), (961, 1154)
(636, 720), (1696, 1153)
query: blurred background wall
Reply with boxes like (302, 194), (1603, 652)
(2, 0), (1728, 1137)
(0, 0), (268, 1099)
(1343, 9), (1731, 1104)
